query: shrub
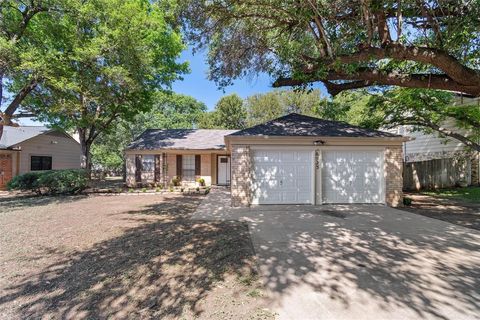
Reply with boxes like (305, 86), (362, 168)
(7, 172), (43, 193)
(403, 197), (413, 206)
(8, 169), (88, 195)
(172, 176), (181, 186)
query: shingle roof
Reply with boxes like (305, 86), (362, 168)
(228, 113), (401, 138)
(0, 126), (52, 149)
(127, 129), (238, 150)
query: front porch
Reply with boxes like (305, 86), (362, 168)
(125, 150), (231, 188)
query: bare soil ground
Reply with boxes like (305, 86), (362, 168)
(401, 192), (480, 231)
(0, 193), (274, 320)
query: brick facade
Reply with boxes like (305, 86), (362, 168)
(230, 145), (252, 207)
(385, 146), (404, 207)
(471, 151), (480, 186)
(0, 154), (13, 190)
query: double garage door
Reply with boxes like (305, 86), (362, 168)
(252, 149), (384, 205)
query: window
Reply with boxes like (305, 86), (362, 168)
(182, 155), (195, 181)
(141, 155), (155, 172)
(31, 156), (52, 171)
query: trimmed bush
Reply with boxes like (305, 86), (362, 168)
(7, 169), (88, 195)
(7, 172), (42, 193)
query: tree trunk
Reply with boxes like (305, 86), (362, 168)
(78, 128), (93, 179)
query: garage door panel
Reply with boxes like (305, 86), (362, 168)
(252, 150), (313, 204)
(323, 150), (384, 204)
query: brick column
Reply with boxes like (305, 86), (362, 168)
(125, 154), (136, 187)
(471, 151), (480, 186)
(385, 146), (404, 207)
(231, 145), (252, 207)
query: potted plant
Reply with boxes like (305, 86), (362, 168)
(197, 178), (205, 187)
(172, 176), (181, 187)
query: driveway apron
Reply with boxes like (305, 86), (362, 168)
(194, 188), (480, 320)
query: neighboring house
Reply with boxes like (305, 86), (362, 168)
(126, 113), (408, 207)
(392, 95), (480, 189)
(0, 126), (82, 189)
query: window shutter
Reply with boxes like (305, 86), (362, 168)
(135, 155), (142, 182)
(154, 155), (161, 182)
(195, 155), (201, 175)
(176, 155), (182, 177)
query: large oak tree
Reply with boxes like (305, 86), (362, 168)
(27, 0), (187, 173)
(181, 0), (480, 96)
(0, 0), (66, 140)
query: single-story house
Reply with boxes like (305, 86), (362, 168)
(0, 126), (82, 189)
(126, 113), (409, 207)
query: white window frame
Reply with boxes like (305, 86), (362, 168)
(141, 155), (155, 173)
(182, 155), (196, 181)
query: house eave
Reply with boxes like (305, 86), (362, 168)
(224, 135), (412, 149)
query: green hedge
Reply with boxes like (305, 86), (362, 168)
(7, 169), (88, 195)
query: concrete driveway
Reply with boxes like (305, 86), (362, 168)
(193, 188), (480, 320)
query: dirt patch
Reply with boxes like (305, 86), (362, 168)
(0, 194), (274, 319)
(401, 193), (480, 231)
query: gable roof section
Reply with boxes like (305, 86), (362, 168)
(0, 126), (53, 149)
(228, 113), (401, 138)
(127, 129), (238, 150)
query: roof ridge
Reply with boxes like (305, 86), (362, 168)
(228, 112), (401, 138)
(144, 128), (237, 131)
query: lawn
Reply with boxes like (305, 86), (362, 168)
(421, 186), (480, 203)
(0, 193), (273, 319)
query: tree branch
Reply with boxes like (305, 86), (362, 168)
(273, 70), (480, 96)
(395, 119), (480, 152)
(328, 44), (480, 86)
(3, 78), (38, 123)
(323, 80), (372, 96)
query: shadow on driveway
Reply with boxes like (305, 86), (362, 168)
(194, 189), (480, 320)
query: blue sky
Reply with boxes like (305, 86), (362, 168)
(18, 47), (328, 125)
(172, 48), (329, 110)
(172, 49), (274, 110)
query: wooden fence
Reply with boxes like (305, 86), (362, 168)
(403, 157), (471, 191)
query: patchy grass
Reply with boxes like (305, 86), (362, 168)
(421, 186), (480, 203)
(0, 194), (273, 319)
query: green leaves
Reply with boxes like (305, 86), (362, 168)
(199, 94), (247, 129)
(25, 0), (187, 135)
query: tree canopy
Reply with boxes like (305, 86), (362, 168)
(0, 0), (69, 139)
(91, 92), (206, 172)
(245, 89), (323, 126)
(368, 89), (480, 151)
(181, 0), (480, 96)
(25, 0), (186, 172)
(198, 93), (247, 129)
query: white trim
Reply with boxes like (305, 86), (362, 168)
(249, 145), (317, 151)
(315, 149), (322, 205)
(311, 150), (315, 205)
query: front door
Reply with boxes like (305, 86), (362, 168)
(217, 156), (231, 185)
(0, 154), (13, 190)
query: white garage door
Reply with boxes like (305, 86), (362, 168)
(322, 150), (384, 203)
(252, 150), (313, 204)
